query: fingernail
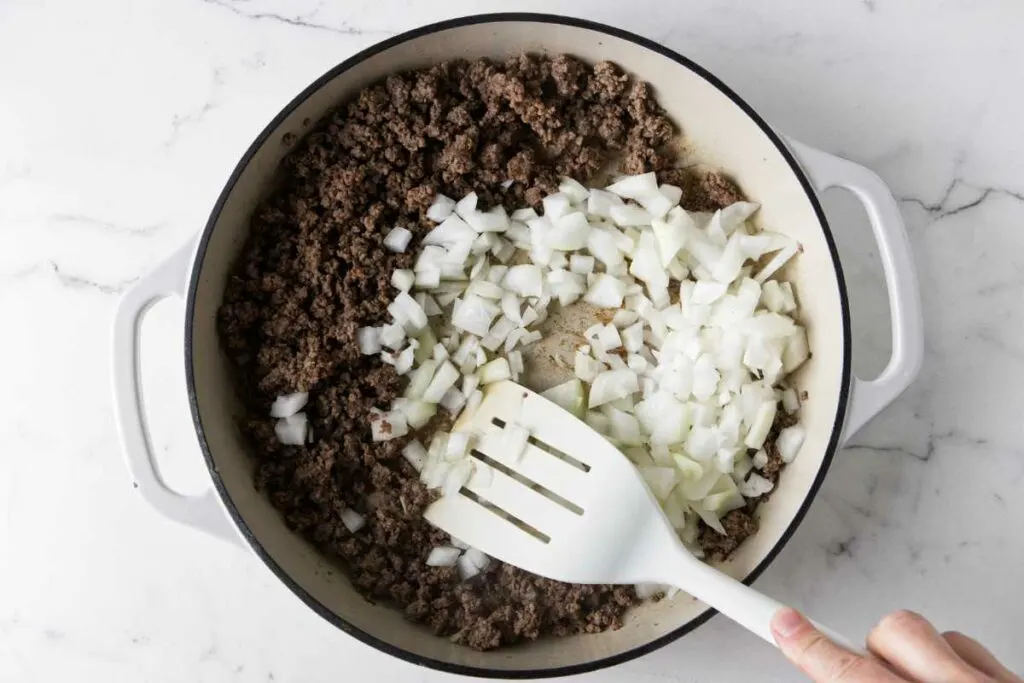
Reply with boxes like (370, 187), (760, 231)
(772, 608), (807, 638)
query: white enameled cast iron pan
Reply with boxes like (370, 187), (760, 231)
(112, 14), (923, 679)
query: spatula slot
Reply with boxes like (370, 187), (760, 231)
(490, 416), (592, 473)
(458, 488), (551, 544)
(470, 449), (584, 515)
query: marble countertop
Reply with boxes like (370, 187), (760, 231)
(2, 0), (1022, 681)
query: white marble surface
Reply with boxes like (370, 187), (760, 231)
(2, 1), (1022, 681)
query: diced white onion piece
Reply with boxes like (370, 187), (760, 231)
(635, 392), (690, 445)
(584, 273), (627, 308)
(629, 231), (669, 291)
(480, 316), (517, 352)
(607, 172), (659, 200)
(651, 215), (688, 267)
(607, 407), (643, 445)
(270, 392), (309, 418)
(569, 254), (595, 274)
(740, 472), (774, 498)
(275, 413), (308, 446)
(452, 294), (499, 337)
(480, 358), (511, 384)
(341, 509), (366, 533)
(542, 192), (573, 220)
(751, 449), (769, 470)
(357, 327), (382, 356)
(783, 327), (810, 374)
(744, 400), (777, 449)
(508, 350), (524, 375)
(391, 269), (415, 292)
(463, 547), (491, 571)
(610, 204), (653, 227)
(621, 321), (645, 353)
(440, 388), (466, 414)
(403, 440), (428, 472)
(511, 207), (538, 222)
(371, 411), (408, 442)
(466, 206), (510, 233)
(781, 387), (800, 413)
(457, 554), (480, 581)
(777, 424), (806, 463)
(586, 188), (623, 218)
(558, 177), (590, 203)
(420, 457), (450, 490)
(461, 389), (484, 420)
(691, 281), (728, 305)
(379, 323), (405, 351)
(445, 432), (470, 461)
(426, 546), (462, 567)
(422, 361), (459, 403)
(502, 264), (544, 298)
(423, 214), (475, 247)
(384, 226), (413, 253)
(640, 466), (679, 500)
(755, 240), (799, 283)
(548, 212), (591, 250)
(455, 192), (478, 220)
(540, 379), (586, 417)
(589, 369), (640, 408)
(520, 330), (542, 346)
(427, 194), (456, 222)
(394, 345), (416, 375)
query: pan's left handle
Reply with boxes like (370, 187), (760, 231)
(785, 138), (924, 445)
(111, 240), (240, 545)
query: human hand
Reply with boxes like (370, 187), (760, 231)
(771, 608), (1022, 682)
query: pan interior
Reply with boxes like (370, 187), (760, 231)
(186, 15), (848, 676)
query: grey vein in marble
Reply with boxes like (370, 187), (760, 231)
(200, 0), (394, 36)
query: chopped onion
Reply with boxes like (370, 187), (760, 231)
(640, 466), (679, 500)
(370, 411), (408, 442)
(403, 440), (428, 471)
(341, 509), (366, 533)
(452, 294), (499, 337)
(607, 172), (659, 200)
(480, 358), (511, 384)
(502, 264), (544, 298)
(427, 195), (456, 222)
(540, 379), (586, 417)
(422, 361), (459, 403)
(777, 424), (806, 463)
(457, 554), (481, 581)
(463, 547), (491, 571)
(584, 274), (627, 308)
(589, 369), (640, 408)
(426, 546), (461, 567)
(270, 392), (308, 418)
(384, 226), (413, 253)
(274, 413), (308, 446)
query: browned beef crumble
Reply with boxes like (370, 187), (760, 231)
(219, 54), (759, 651)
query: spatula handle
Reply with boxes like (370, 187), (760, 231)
(675, 554), (864, 653)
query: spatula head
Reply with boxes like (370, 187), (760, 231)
(424, 380), (679, 586)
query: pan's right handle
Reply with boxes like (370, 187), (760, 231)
(111, 240), (240, 545)
(785, 138), (925, 444)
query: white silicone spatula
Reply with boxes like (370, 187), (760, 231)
(425, 379), (859, 651)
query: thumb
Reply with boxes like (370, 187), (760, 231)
(771, 609), (899, 682)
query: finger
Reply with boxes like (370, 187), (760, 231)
(867, 610), (988, 682)
(944, 631), (1023, 683)
(772, 608), (903, 682)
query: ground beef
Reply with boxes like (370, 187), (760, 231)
(219, 54), (753, 651)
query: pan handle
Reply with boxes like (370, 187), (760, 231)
(785, 138), (924, 444)
(111, 240), (240, 545)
